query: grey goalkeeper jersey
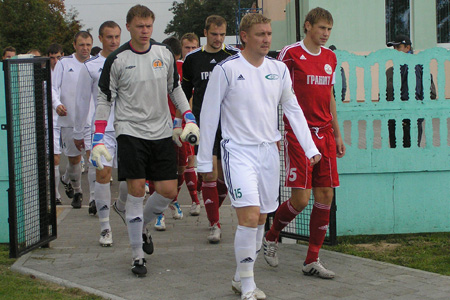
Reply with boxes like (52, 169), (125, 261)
(96, 40), (191, 140)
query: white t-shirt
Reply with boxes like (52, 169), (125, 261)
(52, 54), (92, 128)
(74, 54), (115, 139)
(197, 53), (320, 173)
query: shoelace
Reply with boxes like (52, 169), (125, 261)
(265, 241), (278, 257)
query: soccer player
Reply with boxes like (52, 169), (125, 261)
(182, 15), (239, 243)
(197, 13), (320, 300)
(181, 32), (199, 60)
(2, 46), (16, 59)
(52, 31), (93, 209)
(180, 32), (202, 217)
(91, 5), (199, 276)
(263, 7), (346, 279)
(154, 36), (186, 230)
(73, 21), (123, 246)
(47, 43), (64, 205)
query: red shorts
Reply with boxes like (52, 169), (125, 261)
(175, 142), (195, 167)
(284, 125), (339, 189)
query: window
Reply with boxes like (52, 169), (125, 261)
(437, 0), (450, 43)
(385, 0), (410, 44)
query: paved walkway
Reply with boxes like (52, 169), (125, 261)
(11, 174), (450, 300)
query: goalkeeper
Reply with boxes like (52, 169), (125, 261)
(91, 4), (199, 277)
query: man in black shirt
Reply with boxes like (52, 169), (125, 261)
(182, 15), (239, 244)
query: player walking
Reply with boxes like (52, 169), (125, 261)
(52, 31), (93, 209)
(263, 7), (345, 279)
(91, 5), (199, 276)
(197, 13), (320, 300)
(182, 15), (239, 243)
(74, 21), (125, 246)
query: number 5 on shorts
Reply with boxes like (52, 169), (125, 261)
(288, 168), (297, 182)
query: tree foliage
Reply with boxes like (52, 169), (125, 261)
(0, 0), (84, 55)
(165, 0), (256, 42)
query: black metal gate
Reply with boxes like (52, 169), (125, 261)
(3, 57), (56, 258)
(265, 106), (337, 246)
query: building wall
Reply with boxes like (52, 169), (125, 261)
(263, 0), (440, 52)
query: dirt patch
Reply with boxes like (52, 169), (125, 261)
(355, 242), (401, 253)
(56, 206), (65, 218)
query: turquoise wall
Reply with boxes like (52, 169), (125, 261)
(334, 47), (450, 236)
(0, 62), (10, 243)
(269, 0), (439, 52)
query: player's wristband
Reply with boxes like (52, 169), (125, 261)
(94, 120), (107, 134)
(173, 117), (182, 128)
(183, 110), (197, 124)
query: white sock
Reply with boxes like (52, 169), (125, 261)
(54, 165), (61, 199)
(143, 192), (172, 228)
(88, 163), (96, 203)
(126, 194), (144, 259)
(67, 162), (82, 194)
(62, 168), (69, 184)
(234, 225), (257, 294)
(95, 182), (111, 232)
(234, 224), (265, 283)
(115, 181), (128, 211)
(255, 224), (265, 259)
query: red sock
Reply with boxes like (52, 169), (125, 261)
(184, 167), (199, 204)
(265, 198), (302, 242)
(216, 178), (228, 207)
(305, 202), (331, 264)
(197, 174), (203, 193)
(147, 180), (155, 195)
(173, 173), (184, 201)
(202, 181), (220, 227)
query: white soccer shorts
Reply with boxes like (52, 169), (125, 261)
(61, 127), (92, 157)
(221, 139), (280, 214)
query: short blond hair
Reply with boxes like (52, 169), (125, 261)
(239, 13), (271, 46)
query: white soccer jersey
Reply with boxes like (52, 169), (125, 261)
(74, 54), (115, 140)
(197, 53), (320, 173)
(52, 54), (91, 128)
(50, 68), (59, 129)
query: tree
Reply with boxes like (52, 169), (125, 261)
(0, 0), (84, 55)
(165, 0), (256, 43)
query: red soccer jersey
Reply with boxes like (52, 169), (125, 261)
(278, 41), (337, 128)
(168, 60), (184, 119)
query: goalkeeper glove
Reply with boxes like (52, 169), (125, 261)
(90, 121), (112, 170)
(180, 111), (200, 145)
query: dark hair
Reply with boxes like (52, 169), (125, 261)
(74, 31), (93, 44)
(126, 5), (155, 24)
(47, 43), (63, 55)
(162, 36), (182, 57)
(205, 15), (226, 31)
(99, 20), (121, 36)
(91, 46), (102, 56)
(304, 7), (333, 34)
(2, 46), (16, 57)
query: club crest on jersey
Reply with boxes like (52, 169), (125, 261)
(152, 59), (164, 69)
(324, 64), (332, 75)
(265, 74), (279, 80)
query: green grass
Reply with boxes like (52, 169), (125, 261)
(322, 232), (450, 276)
(0, 245), (103, 300)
